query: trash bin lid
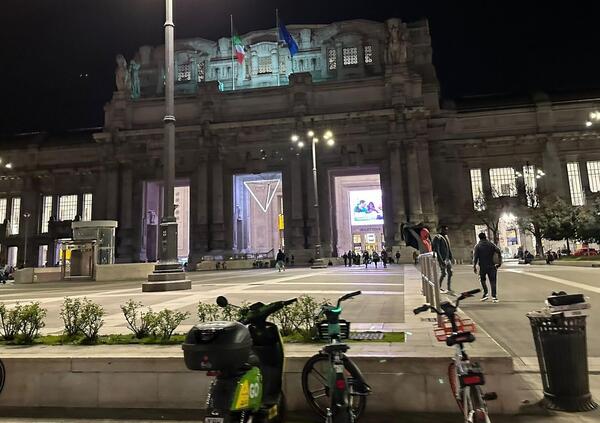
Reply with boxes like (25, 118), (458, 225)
(546, 292), (585, 307)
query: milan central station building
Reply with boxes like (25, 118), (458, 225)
(2, 18), (600, 268)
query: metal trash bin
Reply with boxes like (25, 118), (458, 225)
(527, 292), (598, 412)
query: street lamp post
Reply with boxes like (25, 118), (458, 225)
(22, 212), (31, 268)
(143, 0), (191, 292)
(291, 129), (335, 268)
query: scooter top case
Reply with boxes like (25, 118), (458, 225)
(183, 321), (252, 371)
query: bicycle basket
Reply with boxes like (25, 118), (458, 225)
(316, 319), (350, 340)
(434, 315), (476, 342)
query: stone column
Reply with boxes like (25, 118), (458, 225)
(481, 167), (492, 198)
(417, 140), (437, 226)
(335, 41), (344, 80)
(542, 138), (569, 200)
(271, 48), (279, 75)
(209, 159), (226, 251)
(388, 143), (406, 245)
(283, 157), (305, 252)
(116, 166), (133, 262)
(20, 179), (39, 268)
(188, 160), (209, 269)
(251, 51), (259, 78)
(406, 142), (423, 222)
(318, 165), (333, 257)
(580, 159), (591, 196)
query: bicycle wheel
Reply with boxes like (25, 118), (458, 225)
(301, 353), (367, 420)
(448, 362), (464, 413)
(466, 386), (490, 423)
(0, 359), (5, 395)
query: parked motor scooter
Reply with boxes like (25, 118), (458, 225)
(183, 295), (297, 423)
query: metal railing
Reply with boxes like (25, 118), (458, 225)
(418, 252), (444, 326)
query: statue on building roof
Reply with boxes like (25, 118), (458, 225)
(115, 54), (131, 93)
(129, 59), (141, 99)
(385, 18), (408, 65)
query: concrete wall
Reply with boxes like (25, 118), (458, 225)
(14, 268), (61, 284)
(0, 354), (517, 414)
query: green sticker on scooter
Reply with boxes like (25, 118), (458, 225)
(231, 367), (263, 412)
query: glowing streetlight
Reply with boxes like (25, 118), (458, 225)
(290, 128), (335, 266)
(5, 163), (12, 169)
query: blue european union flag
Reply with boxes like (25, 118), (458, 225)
(279, 21), (299, 57)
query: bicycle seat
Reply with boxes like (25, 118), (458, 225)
(446, 331), (475, 347)
(323, 343), (349, 354)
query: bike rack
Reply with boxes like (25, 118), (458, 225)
(417, 252), (444, 327)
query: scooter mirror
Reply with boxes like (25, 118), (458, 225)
(216, 296), (229, 308)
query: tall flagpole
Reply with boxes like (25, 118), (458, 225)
(276, 9), (281, 87)
(230, 14), (235, 90)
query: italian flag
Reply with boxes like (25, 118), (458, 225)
(233, 35), (245, 64)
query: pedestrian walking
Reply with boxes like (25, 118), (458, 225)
(372, 251), (380, 268)
(432, 225), (454, 293)
(395, 251), (401, 264)
(362, 251), (370, 268)
(412, 250), (419, 265)
(381, 250), (388, 268)
(276, 249), (286, 272)
(348, 250), (354, 267)
(473, 232), (502, 303)
(342, 252), (348, 267)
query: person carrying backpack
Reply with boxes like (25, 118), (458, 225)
(473, 232), (502, 303)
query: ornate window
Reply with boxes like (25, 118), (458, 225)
(0, 198), (7, 223)
(10, 197), (20, 235)
(364, 45), (373, 64)
(82, 193), (93, 221)
(489, 167), (517, 197)
(58, 195), (78, 221)
(311, 57), (317, 70)
(258, 57), (272, 74)
(567, 162), (585, 206)
(587, 161), (600, 192)
(214, 67), (220, 80)
(470, 169), (484, 210)
(177, 63), (191, 81)
(41, 196), (52, 233)
(327, 48), (337, 70)
(343, 47), (358, 66)
(197, 61), (206, 82)
(522, 165), (538, 207)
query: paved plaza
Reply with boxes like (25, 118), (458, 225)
(1, 262), (600, 422)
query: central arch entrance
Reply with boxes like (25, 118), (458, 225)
(331, 171), (385, 255)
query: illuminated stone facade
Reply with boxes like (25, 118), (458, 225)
(1, 18), (600, 266)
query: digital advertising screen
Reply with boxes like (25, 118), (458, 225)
(349, 189), (384, 226)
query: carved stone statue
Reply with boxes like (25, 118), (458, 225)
(115, 54), (130, 92)
(385, 18), (408, 65)
(129, 59), (141, 99)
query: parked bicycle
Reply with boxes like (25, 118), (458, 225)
(301, 291), (371, 423)
(414, 288), (497, 423)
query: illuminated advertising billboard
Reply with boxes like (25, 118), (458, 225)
(349, 189), (384, 226)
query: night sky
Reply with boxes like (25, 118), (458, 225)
(2, 0), (600, 135)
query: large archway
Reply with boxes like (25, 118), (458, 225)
(332, 172), (384, 255)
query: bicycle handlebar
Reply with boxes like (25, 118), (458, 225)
(412, 288), (481, 316)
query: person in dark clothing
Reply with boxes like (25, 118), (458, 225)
(342, 252), (348, 267)
(395, 251), (401, 264)
(432, 225), (454, 293)
(362, 251), (370, 268)
(372, 251), (380, 268)
(473, 232), (502, 303)
(381, 250), (388, 268)
(276, 249), (286, 272)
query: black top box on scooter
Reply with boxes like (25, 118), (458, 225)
(183, 321), (252, 371)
